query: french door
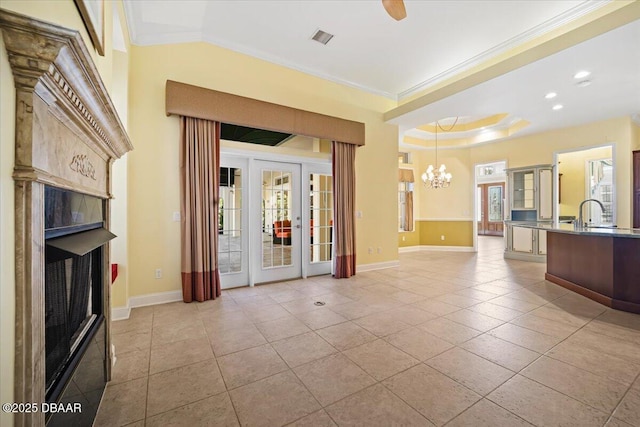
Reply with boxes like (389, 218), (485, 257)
(477, 183), (505, 236)
(252, 160), (302, 283)
(218, 155), (332, 289)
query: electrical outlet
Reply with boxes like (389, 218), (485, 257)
(172, 211), (180, 222)
(356, 210), (363, 219)
(155, 268), (162, 279)
(377, 247), (382, 253)
(368, 247), (373, 254)
(441, 235), (445, 241)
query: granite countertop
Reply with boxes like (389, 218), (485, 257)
(504, 221), (640, 238)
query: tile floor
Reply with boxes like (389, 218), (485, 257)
(97, 237), (640, 426)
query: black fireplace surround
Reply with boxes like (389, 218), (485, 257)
(44, 187), (115, 426)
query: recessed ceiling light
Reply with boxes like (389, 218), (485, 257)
(574, 70), (591, 79)
(576, 80), (592, 88)
(311, 29), (334, 45)
(552, 104), (564, 110)
(545, 92), (557, 99)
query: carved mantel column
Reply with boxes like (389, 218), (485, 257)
(0, 8), (132, 427)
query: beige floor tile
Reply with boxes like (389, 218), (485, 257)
(454, 288), (502, 302)
(149, 337), (214, 374)
(472, 284), (513, 296)
(446, 399), (533, 427)
(547, 340), (640, 386)
(583, 319), (640, 345)
(384, 327), (454, 361)
(353, 312), (411, 337)
(328, 300), (379, 320)
(605, 418), (636, 427)
(110, 349), (150, 385)
(528, 305), (589, 328)
(286, 409), (336, 426)
(504, 289), (555, 305)
(229, 370), (320, 427)
(343, 339), (418, 381)
(201, 310), (253, 332)
(145, 392), (239, 427)
(521, 356), (628, 413)
(153, 307), (201, 327)
(94, 378), (147, 427)
(294, 308), (348, 330)
(293, 353), (376, 406)
(613, 387), (640, 426)
(111, 314), (153, 336)
(243, 303), (291, 322)
(488, 295), (543, 313)
(382, 364), (481, 426)
(489, 323), (561, 353)
(411, 299), (462, 316)
(384, 305), (438, 325)
(151, 319), (206, 347)
(509, 313), (580, 339)
(325, 384), (433, 426)
(146, 359), (226, 417)
(526, 282), (569, 299)
(444, 309), (505, 332)
(271, 331), (337, 368)
(463, 332), (538, 369)
(388, 290), (428, 304)
(112, 329), (151, 355)
(487, 375), (609, 427)
(316, 322), (377, 351)
(566, 329), (640, 364)
(417, 317), (482, 345)
(435, 293), (483, 308)
(209, 324), (267, 356)
(217, 343), (288, 389)
(468, 302), (523, 322)
(426, 347), (514, 395)
(255, 315), (311, 342)
(548, 293), (608, 319)
(280, 297), (325, 314)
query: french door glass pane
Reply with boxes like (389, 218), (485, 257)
(488, 186), (503, 221)
(262, 169), (292, 269)
(309, 173), (333, 263)
(218, 167), (243, 274)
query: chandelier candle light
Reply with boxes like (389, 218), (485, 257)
(422, 117), (458, 188)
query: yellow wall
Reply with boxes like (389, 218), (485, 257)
(126, 41), (398, 298)
(558, 146), (612, 218)
(0, 2), (126, 425)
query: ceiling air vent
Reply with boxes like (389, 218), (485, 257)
(311, 29), (334, 45)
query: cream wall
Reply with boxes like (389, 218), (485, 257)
(0, 2), (126, 425)
(126, 42), (398, 298)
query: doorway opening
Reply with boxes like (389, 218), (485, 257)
(475, 161), (507, 237)
(218, 130), (332, 289)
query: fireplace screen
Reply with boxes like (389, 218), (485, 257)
(45, 247), (100, 391)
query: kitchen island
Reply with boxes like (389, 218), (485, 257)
(517, 222), (640, 313)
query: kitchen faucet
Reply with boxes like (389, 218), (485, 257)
(576, 199), (605, 229)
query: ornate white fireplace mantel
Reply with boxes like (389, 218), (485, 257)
(0, 8), (132, 427)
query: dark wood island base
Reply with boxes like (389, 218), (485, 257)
(545, 231), (640, 314)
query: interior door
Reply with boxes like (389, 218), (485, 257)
(253, 160), (302, 284)
(305, 166), (333, 277)
(478, 183), (505, 236)
(218, 157), (249, 289)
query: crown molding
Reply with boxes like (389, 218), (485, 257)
(397, 0), (610, 100)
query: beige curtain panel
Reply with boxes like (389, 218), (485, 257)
(404, 191), (414, 232)
(179, 116), (222, 302)
(398, 169), (415, 182)
(332, 141), (357, 278)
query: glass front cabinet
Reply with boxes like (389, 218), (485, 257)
(505, 164), (553, 262)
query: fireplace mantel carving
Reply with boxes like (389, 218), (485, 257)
(0, 8), (132, 426)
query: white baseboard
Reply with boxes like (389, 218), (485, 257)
(129, 290), (183, 308)
(398, 246), (422, 253)
(401, 245), (475, 253)
(358, 260), (400, 272)
(111, 290), (183, 321)
(111, 305), (131, 321)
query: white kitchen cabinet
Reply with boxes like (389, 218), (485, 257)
(538, 229), (547, 255)
(512, 226), (533, 253)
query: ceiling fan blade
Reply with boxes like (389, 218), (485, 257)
(382, 0), (407, 21)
